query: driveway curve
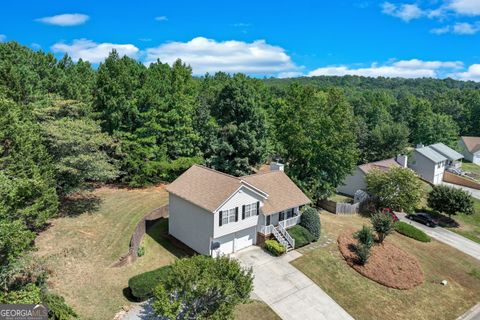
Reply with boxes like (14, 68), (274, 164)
(232, 246), (353, 320)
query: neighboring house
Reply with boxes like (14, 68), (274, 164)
(429, 143), (463, 168)
(459, 136), (480, 165)
(166, 164), (311, 257)
(337, 157), (404, 197)
(409, 145), (447, 185)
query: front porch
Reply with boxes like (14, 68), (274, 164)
(257, 208), (302, 251)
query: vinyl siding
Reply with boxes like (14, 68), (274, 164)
(337, 168), (366, 197)
(409, 151), (445, 184)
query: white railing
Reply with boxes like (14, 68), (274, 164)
(278, 215), (301, 229)
(277, 223), (295, 249)
(258, 224), (274, 235)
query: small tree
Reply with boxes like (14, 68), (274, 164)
(300, 207), (321, 241)
(353, 225), (374, 249)
(152, 255), (252, 320)
(366, 167), (423, 213)
(355, 243), (371, 265)
(370, 212), (394, 243)
(427, 185), (475, 218)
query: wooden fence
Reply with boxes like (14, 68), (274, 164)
(444, 171), (480, 190)
(111, 205), (169, 267)
(320, 199), (360, 215)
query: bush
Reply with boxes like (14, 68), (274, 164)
(370, 212), (394, 243)
(428, 185), (475, 218)
(355, 243), (371, 265)
(300, 207), (321, 241)
(264, 240), (286, 256)
(353, 225), (374, 248)
(42, 291), (78, 320)
(137, 245), (145, 257)
(0, 283), (41, 304)
(128, 265), (172, 301)
(288, 225), (314, 248)
(395, 222), (431, 242)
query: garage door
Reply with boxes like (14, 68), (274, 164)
(434, 173), (443, 184)
(212, 234), (234, 257)
(234, 227), (256, 252)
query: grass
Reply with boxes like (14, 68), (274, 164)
(328, 193), (353, 203)
(447, 197), (480, 243)
(35, 185), (186, 320)
(462, 162), (480, 182)
(292, 213), (480, 320)
(234, 300), (281, 320)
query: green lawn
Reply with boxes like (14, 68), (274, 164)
(234, 300), (281, 320)
(462, 162), (480, 182)
(328, 193), (353, 203)
(292, 213), (480, 320)
(448, 197), (480, 243)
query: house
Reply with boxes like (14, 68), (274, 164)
(166, 163), (311, 257)
(337, 156), (404, 197)
(409, 145), (447, 185)
(459, 136), (480, 165)
(429, 143), (463, 168)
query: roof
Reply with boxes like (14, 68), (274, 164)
(461, 136), (480, 154)
(415, 146), (447, 163)
(429, 143), (464, 161)
(242, 171), (311, 214)
(166, 165), (311, 215)
(358, 158), (400, 174)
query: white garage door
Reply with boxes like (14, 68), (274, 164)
(212, 234), (234, 257)
(434, 173), (443, 184)
(234, 227), (256, 252)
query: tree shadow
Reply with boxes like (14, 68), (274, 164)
(59, 193), (102, 217)
(122, 287), (138, 302)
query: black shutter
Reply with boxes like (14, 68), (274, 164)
(235, 207), (239, 222)
(279, 212), (284, 221)
(256, 201), (260, 215)
(219, 211), (223, 226)
(242, 205), (246, 219)
(266, 215), (270, 225)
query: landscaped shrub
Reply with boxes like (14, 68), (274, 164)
(264, 240), (286, 256)
(370, 212), (394, 243)
(42, 291), (78, 320)
(288, 225), (314, 248)
(355, 243), (371, 265)
(394, 222), (431, 242)
(353, 225), (374, 248)
(128, 265), (172, 301)
(300, 207), (321, 241)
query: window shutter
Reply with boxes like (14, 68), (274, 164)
(219, 211), (223, 226)
(235, 207), (239, 222)
(266, 215), (270, 225)
(242, 205), (246, 219)
(256, 201), (260, 215)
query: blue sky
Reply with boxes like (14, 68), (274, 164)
(1, 0), (480, 80)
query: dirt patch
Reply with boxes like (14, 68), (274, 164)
(338, 229), (424, 289)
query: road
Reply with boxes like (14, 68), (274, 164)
(232, 246), (354, 320)
(397, 212), (480, 261)
(443, 182), (480, 200)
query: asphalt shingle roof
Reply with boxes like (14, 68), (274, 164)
(461, 136), (480, 154)
(429, 143), (463, 161)
(415, 146), (447, 163)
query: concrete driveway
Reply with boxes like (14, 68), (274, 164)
(397, 212), (480, 261)
(443, 182), (480, 200)
(232, 246), (353, 320)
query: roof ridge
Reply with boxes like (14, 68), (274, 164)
(192, 164), (241, 181)
(241, 170), (284, 178)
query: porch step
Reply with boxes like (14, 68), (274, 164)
(272, 227), (294, 251)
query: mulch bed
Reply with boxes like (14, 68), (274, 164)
(338, 229), (424, 290)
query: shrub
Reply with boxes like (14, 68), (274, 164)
(428, 185), (475, 218)
(355, 243), (371, 265)
(0, 283), (41, 304)
(288, 225), (314, 248)
(370, 212), (394, 243)
(152, 255), (253, 320)
(300, 207), (321, 241)
(264, 240), (286, 256)
(128, 265), (172, 301)
(137, 245), (145, 257)
(42, 291), (78, 320)
(353, 225), (374, 248)
(394, 222), (431, 242)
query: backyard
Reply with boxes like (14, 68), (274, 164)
(35, 185), (279, 320)
(462, 162), (480, 182)
(292, 213), (480, 320)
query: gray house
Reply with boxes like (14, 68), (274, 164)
(166, 164), (310, 257)
(459, 136), (480, 165)
(409, 145), (447, 185)
(429, 143), (463, 168)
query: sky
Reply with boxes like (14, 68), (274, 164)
(1, 0), (480, 81)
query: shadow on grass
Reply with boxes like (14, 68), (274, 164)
(59, 193), (102, 217)
(122, 287), (138, 302)
(145, 219), (194, 258)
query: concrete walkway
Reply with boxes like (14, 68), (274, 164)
(458, 303), (480, 320)
(443, 182), (480, 200)
(232, 246), (353, 320)
(397, 212), (480, 261)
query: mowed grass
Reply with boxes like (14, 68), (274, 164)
(448, 197), (480, 243)
(462, 162), (480, 182)
(234, 300), (281, 320)
(292, 213), (480, 320)
(35, 185), (182, 320)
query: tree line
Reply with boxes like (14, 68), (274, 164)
(1, 41), (480, 311)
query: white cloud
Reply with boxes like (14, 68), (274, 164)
(155, 16), (168, 21)
(36, 13), (89, 26)
(144, 37), (298, 76)
(0, 34), (5, 42)
(448, 0), (480, 15)
(382, 2), (425, 21)
(308, 59), (463, 79)
(451, 64), (480, 81)
(277, 71), (304, 78)
(431, 21), (480, 34)
(51, 39), (139, 63)
(431, 25), (451, 34)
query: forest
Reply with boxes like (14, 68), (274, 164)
(1, 40), (480, 309)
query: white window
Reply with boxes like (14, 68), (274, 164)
(244, 203), (258, 218)
(221, 208), (236, 225)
